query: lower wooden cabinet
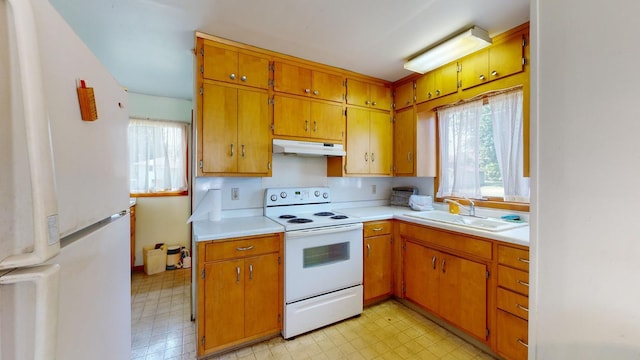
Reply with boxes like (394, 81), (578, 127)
(129, 204), (136, 269)
(197, 233), (283, 357)
(496, 310), (529, 360)
(403, 238), (488, 340)
(363, 221), (393, 303)
(495, 243), (530, 359)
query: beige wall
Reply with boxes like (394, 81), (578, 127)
(133, 196), (190, 267)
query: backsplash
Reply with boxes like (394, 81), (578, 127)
(193, 154), (434, 217)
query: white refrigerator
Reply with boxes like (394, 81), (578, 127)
(0, 0), (131, 359)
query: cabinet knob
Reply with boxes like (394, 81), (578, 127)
(371, 153), (375, 162)
(364, 152), (368, 162)
(230, 144), (234, 157)
(305, 88), (311, 94)
(406, 100), (411, 105)
(305, 120), (309, 131)
(241, 144), (245, 158)
(371, 101), (377, 106)
(407, 152), (412, 162)
(313, 121), (317, 132)
(491, 70), (498, 77)
(365, 100), (371, 105)
(427, 92), (432, 99)
(313, 90), (319, 96)
(241, 75), (247, 82)
(435, 89), (440, 96)
(479, 74), (486, 80)
(367, 243), (371, 257)
(230, 73), (236, 80)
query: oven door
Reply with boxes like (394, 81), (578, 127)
(285, 222), (363, 303)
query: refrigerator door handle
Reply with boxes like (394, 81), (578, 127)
(0, 264), (60, 359)
(1, 0), (60, 270)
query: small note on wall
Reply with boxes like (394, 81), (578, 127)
(77, 79), (98, 121)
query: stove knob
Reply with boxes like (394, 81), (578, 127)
(314, 190), (320, 197)
(322, 192), (329, 199)
(280, 192), (287, 199)
(270, 194), (277, 202)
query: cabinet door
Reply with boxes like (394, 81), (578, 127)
(415, 73), (434, 103)
(394, 81), (414, 110)
(244, 253), (280, 337)
(273, 95), (311, 138)
(310, 101), (344, 141)
(345, 108), (370, 174)
(435, 62), (459, 97)
(273, 62), (312, 96)
(404, 241), (439, 312)
(489, 34), (524, 81)
(202, 260), (245, 350)
(460, 49), (489, 90)
(440, 254), (487, 340)
(369, 83), (392, 111)
(368, 111), (392, 175)
(202, 43), (237, 83)
(364, 235), (392, 301)
(346, 78), (370, 107)
(237, 52), (270, 89)
(394, 107), (415, 176)
(237, 88), (270, 174)
(201, 82), (238, 173)
(312, 71), (344, 102)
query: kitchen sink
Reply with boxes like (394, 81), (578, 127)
(403, 210), (528, 232)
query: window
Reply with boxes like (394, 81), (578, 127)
(128, 118), (188, 195)
(436, 88), (529, 203)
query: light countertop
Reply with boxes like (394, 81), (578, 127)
(193, 206), (529, 247)
(192, 216), (283, 241)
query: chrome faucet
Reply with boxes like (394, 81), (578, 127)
(444, 197), (478, 217)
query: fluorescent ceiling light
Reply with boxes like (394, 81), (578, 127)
(404, 26), (492, 74)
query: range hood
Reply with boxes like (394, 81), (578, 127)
(272, 139), (345, 157)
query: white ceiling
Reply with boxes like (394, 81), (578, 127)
(49, 0), (530, 100)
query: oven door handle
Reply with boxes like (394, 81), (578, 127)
(286, 223), (363, 238)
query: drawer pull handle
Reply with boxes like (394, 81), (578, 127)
(517, 279), (529, 287)
(236, 245), (254, 251)
(516, 303), (529, 312)
(517, 338), (529, 348)
(371, 227), (384, 231)
(518, 257), (530, 264)
(431, 255), (437, 270)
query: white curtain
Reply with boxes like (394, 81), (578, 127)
(128, 118), (188, 194)
(490, 89), (530, 202)
(436, 99), (485, 198)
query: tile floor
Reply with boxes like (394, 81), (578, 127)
(131, 268), (495, 360)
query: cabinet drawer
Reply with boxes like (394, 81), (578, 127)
(498, 245), (530, 271)
(498, 265), (529, 296)
(497, 287), (529, 320)
(496, 310), (528, 360)
(204, 234), (280, 262)
(364, 221), (392, 237)
(399, 223), (492, 260)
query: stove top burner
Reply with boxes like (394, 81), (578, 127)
(314, 212), (335, 216)
(288, 218), (313, 224)
(330, 215), (349, 220)
(279, 215), (297, 219)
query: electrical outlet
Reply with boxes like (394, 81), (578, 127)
(231, 188), (239, 200)
(372, 185), (377, 194)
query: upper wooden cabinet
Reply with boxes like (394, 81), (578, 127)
(201, 41), (270, 89)
(273, 95), (344, 142)
(199, 81), (271, 176)
(346, 78), (392, 111)
(393, 81), (414, 110)
(273, 62), (345, 102)
(415, 62), (458, 103)
(393, 107), (415, 176)
(459, 33), (525, 90)
(344, 108), (392, 176)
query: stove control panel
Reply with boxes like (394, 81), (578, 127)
(264, 187), (331, 206)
